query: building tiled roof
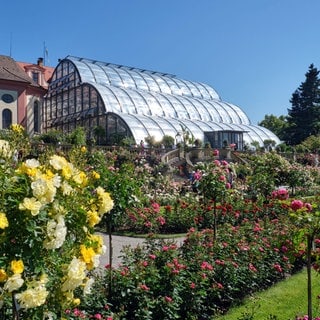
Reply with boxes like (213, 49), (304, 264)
(17, 61), (54, 83)
(0, 55), (40, 86)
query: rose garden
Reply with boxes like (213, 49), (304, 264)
(1, 125), (320, 319)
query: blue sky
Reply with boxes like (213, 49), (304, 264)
(2, 0), (320, 124)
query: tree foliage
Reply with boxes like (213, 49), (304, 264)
(286, 64), (320, 145)
(162, 135), (175, 148)
(66, 126), (87, 145)
(258, 114), (288, 141)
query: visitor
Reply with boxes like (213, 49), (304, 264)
(140, 140), (145, 155)
(227, 168), (234, 188)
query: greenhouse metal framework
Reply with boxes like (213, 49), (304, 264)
(44, 56), (280, 149)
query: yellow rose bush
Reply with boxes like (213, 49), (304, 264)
(0, 133), (113, 318)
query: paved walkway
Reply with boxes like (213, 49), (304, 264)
(97, 233), (185, 268)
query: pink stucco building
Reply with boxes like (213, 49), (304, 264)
(0, 55), (53, 135)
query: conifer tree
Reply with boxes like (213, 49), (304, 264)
(286, 64), (320, 145)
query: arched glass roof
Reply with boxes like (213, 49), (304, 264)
(67, 56), (250, 125)
(56, 56), (280, 147)
(67, 56), (221, 101)
(85, 78), (250, 125)
(110, 112), (281, 147)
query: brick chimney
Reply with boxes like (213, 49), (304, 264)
(37, 57), (43, 67)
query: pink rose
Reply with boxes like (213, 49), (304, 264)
(290, 199), (304, 211)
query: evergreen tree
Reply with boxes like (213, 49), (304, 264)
(286, 64), (320, 145)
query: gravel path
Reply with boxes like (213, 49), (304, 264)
(97, 233), (185, 268)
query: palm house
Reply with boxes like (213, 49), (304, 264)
(44, 56), (280, 149)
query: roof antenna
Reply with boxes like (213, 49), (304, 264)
(43, 41), (48, 66)
(9, 32), (12, 57)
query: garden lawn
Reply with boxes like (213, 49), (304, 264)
(216, 268), (320, 319)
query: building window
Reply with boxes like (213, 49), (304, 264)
(34, 101), (40, 133)
(2, 109), (12, 129)
(1, 94), (14, 103)
(32, 72), (39, 84)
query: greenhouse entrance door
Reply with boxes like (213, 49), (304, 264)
(204, 130), (244, 150)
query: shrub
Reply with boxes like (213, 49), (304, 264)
(0, 127), (114, 318)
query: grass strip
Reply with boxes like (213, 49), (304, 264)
(216, 269), (320, 319)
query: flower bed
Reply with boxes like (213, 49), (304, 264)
(1, 126), (320, 319)
(78, 199), (301, 320)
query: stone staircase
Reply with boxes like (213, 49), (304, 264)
(161, 147), (248, 171)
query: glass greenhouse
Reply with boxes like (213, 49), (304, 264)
(44, 56), (280, 149)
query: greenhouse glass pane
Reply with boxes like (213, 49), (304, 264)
(107, 116), (116, 134)
(118, 95), (137, 114)
(183, 80), (202, 98)
(215, 101), (234, 123)
(153, 75), (171, 94)
(196, 83), (215, 100)
(108, 87), (136, 113)
(143, 92), (164, 116)
(87, 64), (110, 85)
(156, 117), (183, 134)
(243, 132), (254, 144)
(204, 122), (221, 131)
(249, 125), (280, 144)
(191, 99), (212, 121)
(176, 119), (204, 141)
(165, 95), (188, 119)
(83, 86), (90, 110)
(199, 101), (221, 122)
(227, 123), (247, 134)
(130, 72), (149, 91)
(103, 67), (123, 87)
(71, 61), (95, 82)
(209, 101), (232, 123)
(246, 131), (261, 142)
(156, 94), (177, 118)
(129, 91), (151, 115)
(130, 126), (148, 138)
(200, 82), (217, 99)
(192, 120), (213, 131)
(141, 73), (160, 92)
(129, 92), (144, 106)
(100, 87), (122, 113)
(220, 122), (236, 130)
(79, 67), (95, 82)
(151, 117), (176, 137)
(120, 114), (148, 139)
(223, 102), (250, 124)
(173, 79), (191, 96)
(178, 96), (201, 119)
(100, 91), (117, 105)
(163, 77), (182, 95)
(142, 120), (164, 140)
(116, 69), (136, 88)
